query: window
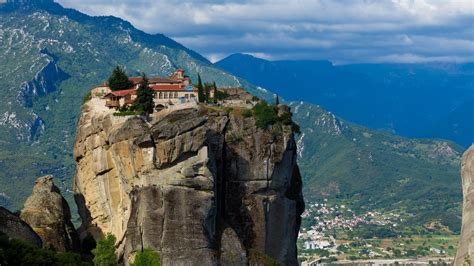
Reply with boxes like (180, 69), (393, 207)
(164, 92), (168, 99)
(174, 92), (178, 98)
(159, 92), (163, 99)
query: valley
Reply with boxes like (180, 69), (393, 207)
(298, 199), (458, 264)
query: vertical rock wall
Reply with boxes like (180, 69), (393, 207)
(455, 145), (474, 265)
(73, 101), (304, 265)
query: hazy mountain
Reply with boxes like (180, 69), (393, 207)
(0, 0), (464, 232)
(216, 53), (474, 147)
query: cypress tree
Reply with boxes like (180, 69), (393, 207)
(213, 82), (218, 104)
(275, 94), (280, 105)
(108, 65), (133, 91)
(197, 74), (205, 103)
(204, 83), (211, 103)
(133, 73), (155, 115)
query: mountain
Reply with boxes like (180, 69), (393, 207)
(216, 53), (474, 147)
(0, 0), (464, 233)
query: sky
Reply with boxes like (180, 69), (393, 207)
(56, 0), (474, 64)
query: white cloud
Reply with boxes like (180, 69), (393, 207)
(56, 0), (474, 63)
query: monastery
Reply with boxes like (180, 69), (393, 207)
(91, 69), (206, 110)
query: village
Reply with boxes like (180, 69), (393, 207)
(298, 200), (457, 265)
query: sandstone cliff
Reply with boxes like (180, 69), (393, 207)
(20, 175), (80, 252)
(455, 145), (474, 265)
(73, 100), (304, 265)
(0, 207), (42, 247)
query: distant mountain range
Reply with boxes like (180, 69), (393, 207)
(0, 0), (464, 232)
(216, 54), (474, 147)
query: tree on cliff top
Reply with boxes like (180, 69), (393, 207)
(133, 73), (155, 115)
(92, 234), (116, 266)
(197, 74), (205, 103)
(108, 66), (133, 91)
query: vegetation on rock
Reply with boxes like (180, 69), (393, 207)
(131, 249), (161, 266)
(92, 234), (116, 266)
(0, 231), (92, 265)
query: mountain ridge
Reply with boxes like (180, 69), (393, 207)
(216, 53), (474, 147)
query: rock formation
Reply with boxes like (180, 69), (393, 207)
(73, 100), (304, 265)
(455, 145), (474, 265)
(20, 175), (80, 252)
(0, 207), (42, 247)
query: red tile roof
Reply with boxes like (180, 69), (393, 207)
(129, 76), (181, 85)
(150, 84), (185, 91)
(107, 88), (137, 97)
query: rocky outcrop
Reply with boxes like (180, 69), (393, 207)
(0, 207), (42, 247)
(20, 175), (80, 252)
(73, 101), (304, 265)
(455, 145), (474, 265)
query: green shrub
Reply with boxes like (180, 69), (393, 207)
(131, 248), (161, 266)
(92, 234), (116, 266)
(242, 109), (253, 118)
(113, 110), (140, 116)
(252, 101), (278, 129)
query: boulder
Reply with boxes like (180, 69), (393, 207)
(20, 175), (80, 252)
(0, 207), (42, 247)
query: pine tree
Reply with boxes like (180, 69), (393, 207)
(92, 234), (116, 266)
(197, 74), (205, 103)
(108, 66), (133, 91)
(133, 73), (155, 115)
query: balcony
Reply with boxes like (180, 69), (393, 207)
(106, 100), (119, 108)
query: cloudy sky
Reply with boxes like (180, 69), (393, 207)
(56, 0), (474, 64)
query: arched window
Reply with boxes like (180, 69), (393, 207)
(159, 92), (163, 99)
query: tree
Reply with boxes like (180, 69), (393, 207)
(92, 234), (117, 266)
(133, 73), (155, 115)
(213, 82), (218, 104)
(275, 94), (280, 105)
(204, 83), (212, 103)
(131, 249), (161, 266)
(108, 66), (133, 91)
(197, 74), (205, 103)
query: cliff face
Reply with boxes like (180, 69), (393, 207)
(455, 145), (474, 265)
(73, 100), (304, 265)
(20, 175), (80, 252)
